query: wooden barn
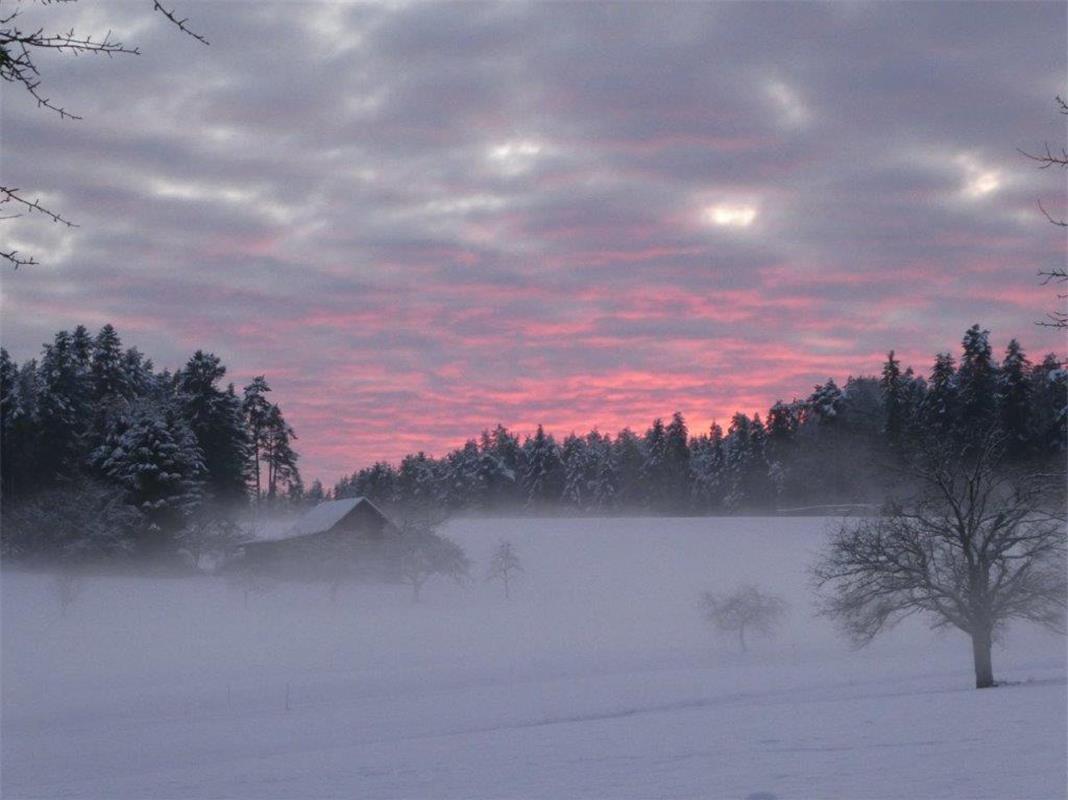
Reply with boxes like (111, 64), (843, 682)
(235, 497), (398, 580)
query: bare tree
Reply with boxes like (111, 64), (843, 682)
(396, 527), (470, 603)
(1020, 95), (1067, 328)
(390, 501), (469, 603)
(1, 0), (207, 268)
(701, 585), (787, 652)
(812, 433), (1066, 689)
(486, 539), (522, 600)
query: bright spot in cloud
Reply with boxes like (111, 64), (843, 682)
(956, 154), (1002, 199)
(703, 203), (758, 228)
(487, 139), (544, 175)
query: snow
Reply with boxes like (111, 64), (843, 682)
(250, 496), (374, 542)
(3, 516), (1065, 799)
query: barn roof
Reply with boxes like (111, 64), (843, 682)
(251, 497), (386, 542)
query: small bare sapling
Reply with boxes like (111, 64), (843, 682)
(702, 585), (787, 652)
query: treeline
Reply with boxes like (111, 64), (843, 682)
(335, 325), (1067, 515)
(0, 324), (302, 562)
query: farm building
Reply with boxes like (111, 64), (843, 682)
(234, 497), (399, 580)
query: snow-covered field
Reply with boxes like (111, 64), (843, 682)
(2, 517), (1065, 799)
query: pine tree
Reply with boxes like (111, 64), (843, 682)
(37, 330), (90, 485)
(690, 423), (725, 512)
(747, 413), (774, 504)
(922, 353), (958, 435)
(242, 376), (273, 500)
(441, 440), (483, 509)
(398, 452), (442, 507)
(957, 324), (998, 440)
(804, 379), (848, 503)
(90, 324), (130, 403)
(586, 430), (618, 511)
(3, 359), (42, 497)
(306, 478), (326, 505)
(122, 347), (154, 397)
(96, 404), (205, 553)
(999, 339), (1033, 457)
(178, 352), (249, 504)
(522, 425), (563, 508)
(1032, 354), (1067, 452)
(880, 350), (905, 446)
(664, 412), (691, 509)
(808, 379), (844, 423)
(723, 413), (753, 511)
(612, 427), (645, 509)
(484, 424), (522, 507)
(561, 433), (591, 509)
(641, 417), (668, 510)
(71, 325), (93, 372)
(0, 349), (19, 497)
(262, 403), (299, 501)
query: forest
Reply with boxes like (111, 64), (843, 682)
(1, 323), (1065, 564)
(0, 324), (301, 562)
(335, 325), (1066, 516)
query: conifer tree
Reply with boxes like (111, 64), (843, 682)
(241, 376), (273, 500)
(96, 404), (205, 553)
(690, 423), (725, 512)
(1033, 354), (1068, 452)
(723, 413), (753, 511)
(586, 430), (618, 511)
(70, 325), (93, 372)
(178, 352), (249, 504)
(881, 350), (905, 446)
(37, 330), (89, 485)
(0, 349), (19, 497)
(641, 417), (668, 509)
(664, 412), (691, 509)
(262, 403), (299, 501)
(957, 324), (998, 439)
(999, 339), (1033, 457)
(923, 353), (959, 435)
(306, 478), (326, 505)
(612, 427), (645, 509)
(561, 433), (591, 509)
(522, 425), (563, 508)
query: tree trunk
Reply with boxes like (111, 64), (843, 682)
(738, 625), (747, 653)
(252, 440), (261, 500)
(504, 573), (510, 600)
(971, 626), (995, 689)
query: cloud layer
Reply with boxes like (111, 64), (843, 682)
(3, 1), (1065, 483)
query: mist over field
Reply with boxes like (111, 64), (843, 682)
(3, 517), (1064, 799)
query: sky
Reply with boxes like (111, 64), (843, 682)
(2, 1), (1066, 486)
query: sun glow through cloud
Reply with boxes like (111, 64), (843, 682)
(703, 203), (758, 228)
(487, 140), (545, 175)
(956, 154), (1003, 200)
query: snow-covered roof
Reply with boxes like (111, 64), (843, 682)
(251, 497), (382, 543)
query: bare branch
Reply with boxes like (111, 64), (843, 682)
(152, 2), (209, 45)
(0, 186), (77, 227)
(1, 249), (38, 269)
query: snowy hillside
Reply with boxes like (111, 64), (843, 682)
(3, 517), (1064, 799)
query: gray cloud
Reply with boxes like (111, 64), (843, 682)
(2, 0), (1065, 482)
